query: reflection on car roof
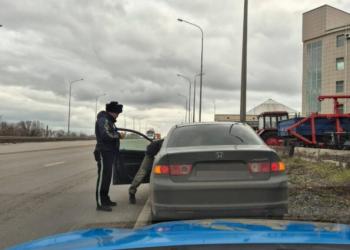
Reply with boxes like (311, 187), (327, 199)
(176, 122), (245, 128)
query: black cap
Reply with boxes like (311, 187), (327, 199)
(106, 101), (123, 114)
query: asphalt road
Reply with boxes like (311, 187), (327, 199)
(0, 142), (149, 249)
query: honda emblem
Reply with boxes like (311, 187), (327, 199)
(216, 152), (224, 159)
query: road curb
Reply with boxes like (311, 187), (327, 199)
(0, 144), (94, 155)
(133, 198), (151, 229)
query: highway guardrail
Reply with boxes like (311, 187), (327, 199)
(0, 136), (95, 143)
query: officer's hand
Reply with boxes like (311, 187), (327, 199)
(113, 128), (120, 138)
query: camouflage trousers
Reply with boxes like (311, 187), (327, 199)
(129, 155), (154, 195)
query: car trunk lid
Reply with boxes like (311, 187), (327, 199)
(165, 145), (275, 182)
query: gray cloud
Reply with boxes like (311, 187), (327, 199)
(0, 0), (347, 134)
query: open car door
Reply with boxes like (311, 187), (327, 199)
(113, 128), (153, 185)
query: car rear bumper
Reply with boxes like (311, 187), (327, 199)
(152, 202), (288, 220)
(151, 175), (288, 220)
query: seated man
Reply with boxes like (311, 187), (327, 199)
(129, 139), (164, 204)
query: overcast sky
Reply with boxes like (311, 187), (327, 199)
(1, 0), (350, 135)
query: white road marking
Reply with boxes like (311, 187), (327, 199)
(44, 161), (65, 167)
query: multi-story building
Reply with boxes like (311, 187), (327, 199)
(303, 5), (350, 115)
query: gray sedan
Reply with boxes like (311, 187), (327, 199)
(115, 122), (288, 221)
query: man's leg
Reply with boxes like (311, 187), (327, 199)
(95, 154), (102, 207)
(106, 154), (118, 206)
(129, 155), (154, 203)
(96, 151), (114, 211)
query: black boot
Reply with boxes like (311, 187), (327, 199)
(105, 200), (117, 207)
(96, 205), (112, 212)
(129, 193), (136, 204)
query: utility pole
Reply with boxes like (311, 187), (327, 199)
(240, 0), (248, 123)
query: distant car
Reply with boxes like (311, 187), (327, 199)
(115, 122), (288, 221)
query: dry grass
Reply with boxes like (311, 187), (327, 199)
(283, 157), (350, 186)
(283, 156), (350, 224)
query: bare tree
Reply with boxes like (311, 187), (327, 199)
(0, 120), (89, 138)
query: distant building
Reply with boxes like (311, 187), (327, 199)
(215, 114), (258, 128)
(215, 99), (297, 129)
(302, 5), (350, 115)
(247, 99), (297, 115)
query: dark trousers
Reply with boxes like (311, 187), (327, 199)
(96, 150), (115, 206)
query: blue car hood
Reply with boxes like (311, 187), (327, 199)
(8, 219), (350, 249)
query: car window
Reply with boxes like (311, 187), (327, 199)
(120, 132), (150, 151)
(258, 116), (264, 130)
(271, 116), (277, 128)
(167, 124), (263, 147)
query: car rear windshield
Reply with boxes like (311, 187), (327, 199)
(167, 124), (264, 147)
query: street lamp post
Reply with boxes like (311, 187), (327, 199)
(177, 18), (204, 122)
(95, 93), (106, 119)
(67, 78), (84, 135)
(177, 74), (192, 123)
(177, 93), (188, 123)
(213, 100), (216, 116)
(192, 73), (204, 122)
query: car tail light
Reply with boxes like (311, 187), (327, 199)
(153, 165), (170, 175)
(248, 162), (270, 173)
(169, 164), (192, 176)
(271, 162), (285, 172)
(249, 161), (285, 173)
(153, 164), (192, 176)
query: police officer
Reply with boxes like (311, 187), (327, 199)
(129, 139), (163, 204)
(94, 101), (123, 212)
